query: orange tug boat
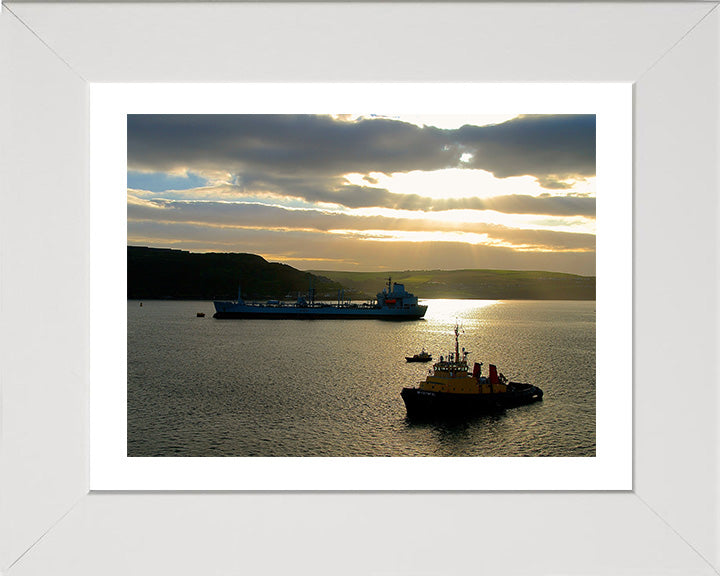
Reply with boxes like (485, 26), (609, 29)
(401, 325), (543, 419)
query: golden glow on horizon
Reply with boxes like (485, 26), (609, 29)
(324, 229), (591, 252)
(260, 255), (356, 265)
(129, 217), (590, 251)
(128, 198), (596, 239)
(340, 207), (596, 236)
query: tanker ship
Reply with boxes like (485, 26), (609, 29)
(213, 277), (427, 320)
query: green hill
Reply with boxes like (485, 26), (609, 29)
(128, 246), (595, 301)
(127, 246), (342, 300)
(309, 269), (595, 300)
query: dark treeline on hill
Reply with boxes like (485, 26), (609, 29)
(312, 269), (595, 301)
(127, 246), (342, 300)
(128, 246), (595, 301)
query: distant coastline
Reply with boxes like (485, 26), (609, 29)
(128, 246), (595, 301)
(312, 269), (595, 301)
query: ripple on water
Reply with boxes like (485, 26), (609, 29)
(128, 299), (596, 457)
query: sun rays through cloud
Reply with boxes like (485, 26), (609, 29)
(127, 114), (596, 274)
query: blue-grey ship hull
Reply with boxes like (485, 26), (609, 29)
(213, 304), (427, 320)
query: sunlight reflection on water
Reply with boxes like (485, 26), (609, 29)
(128, 299), (595, 457)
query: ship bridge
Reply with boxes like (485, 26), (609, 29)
(377, 278), (420, 307)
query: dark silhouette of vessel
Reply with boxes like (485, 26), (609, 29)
(405, 349), (432, 363)
(401, 325), (543, 418)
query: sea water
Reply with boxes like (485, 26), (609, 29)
(128, 299), (595, 457)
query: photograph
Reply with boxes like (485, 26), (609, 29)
(127, 113), (596, 457)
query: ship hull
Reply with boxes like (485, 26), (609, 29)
(213, 303), (427, 320)
(401, 384), (543, 419)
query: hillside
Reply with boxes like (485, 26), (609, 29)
(309, 269), (595, 300)
(128, 247), (595, 301)
(127, 246), (342, 300)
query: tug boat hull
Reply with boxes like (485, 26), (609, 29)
(401, 383), (543, 419)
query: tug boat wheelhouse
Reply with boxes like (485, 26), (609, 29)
(401, 325), (543, 418)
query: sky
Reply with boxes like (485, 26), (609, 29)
(127, 114), (596, 275)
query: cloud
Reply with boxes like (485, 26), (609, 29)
(128, 114), (595, 190)
(456, 115), (596, 187)
(129, 181), (595, 217)
(128, 114), (455, 176)
(127, 114), (597, 274)
(376, 191), (595, 217)
(127, 221), (596, 275)
(127, 198), (595, 253)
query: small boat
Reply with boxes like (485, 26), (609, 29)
(405, 349), (432, 363)
(196, 312), (205, 317)
(401, 325), (543, 419)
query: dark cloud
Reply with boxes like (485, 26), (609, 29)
(128, 114), (456, 177)
(128, 114), (595, 190)
(127, 198), (595, 252)
(456, 115), (596, 187)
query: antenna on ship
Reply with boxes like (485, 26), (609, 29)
(454, 323), (460, 364)
(308, 276), (315, 305)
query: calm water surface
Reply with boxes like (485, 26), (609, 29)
(128, 299), (595, 457)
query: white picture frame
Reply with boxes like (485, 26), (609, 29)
(1, 2), (718, 575)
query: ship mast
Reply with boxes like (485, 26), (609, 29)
(455, 323), (460, 363)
